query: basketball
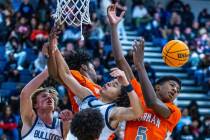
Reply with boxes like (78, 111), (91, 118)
(162, 40), (190, 67)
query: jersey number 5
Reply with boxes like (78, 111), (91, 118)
(136, 126), (147, 140)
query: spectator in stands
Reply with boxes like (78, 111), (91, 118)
(5, 36), (26, 70)
(188, 101), (200, 120)
(176, 108), (192, 135)
(190, 119), (201, 139)
(0, 4), (9, 43)
(93, 57), (105, 85)
(178, 125), (195, 140)
(0, 105), (19, 140)
(167, 26), (185, 41)
(18, 0), (34, 19)
(201, 116), (210, 139)
(182, 4), (194, 27)
(198, 8), (210, 27)
(168, 12), (182, 29)
(36, 0), (50, 23)
(132, 2), (151, 29)
(166, 0), (184, 14)
(3, 53), (20, 81)
(183, 27), (195, 45)
(15, 17), (31, 41)
(30, 22), (49, 42)
(33, 51), (47, 74)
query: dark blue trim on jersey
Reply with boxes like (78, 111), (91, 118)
(105, 104), (116, 131)
(44, 117), (56, 129)
(82, 95), (96, 102)
(22, 116), (38, 139)
(60, 120), (64, 138)
(88, 98), (101, 108)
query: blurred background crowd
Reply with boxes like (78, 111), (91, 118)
(0, 0), (209, 139)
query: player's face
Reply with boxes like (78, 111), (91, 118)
(100, 79), (121, 101)
(156, 80), (180, 102)
(35, 92), (55, 111)
(87, 62), (97, 83)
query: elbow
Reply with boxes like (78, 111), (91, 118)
(20, 90), (28, 101)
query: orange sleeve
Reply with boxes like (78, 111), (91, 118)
(70, 70), (87, 85)
(130, 78), (145, 106)
(165, 103), (181, 132)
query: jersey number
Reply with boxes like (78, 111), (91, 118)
(136, 126), (147, 140)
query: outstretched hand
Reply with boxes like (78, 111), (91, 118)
(107, 3), (126, 26)
(48, 24), (62, 53)
(133, 38), (145, 68)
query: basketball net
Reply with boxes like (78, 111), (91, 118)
(52, 0), (91, 40)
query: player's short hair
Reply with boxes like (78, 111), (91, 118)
(64, 49), (92, 70)
(31, 87), (58, 111)
(71, 108), (104, 140)
(115, 87), (130, 107)
(155, 76), (182, 89)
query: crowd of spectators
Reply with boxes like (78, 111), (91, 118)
(0, 0), (209, 139)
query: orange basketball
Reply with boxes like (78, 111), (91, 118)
(162, 40), (190, 67)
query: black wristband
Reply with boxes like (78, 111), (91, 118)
(123, 84), (134, 93)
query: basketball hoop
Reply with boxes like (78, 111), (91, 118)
(52, 0), (91, 40)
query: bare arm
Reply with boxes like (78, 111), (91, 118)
(108, 4), (135, 80)
(110, 68), (143, 122)
(54, 49), (92, 100)
(133, 39), (171, 118)
(20, 69), (49, 123)
(46, 27), (60, 82)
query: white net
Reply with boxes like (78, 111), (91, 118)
(52, 0), (91, 39)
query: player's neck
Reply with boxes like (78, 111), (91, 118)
(99, 96), (113, 104)
(80, 71), (95, 83)
(37, 110), (54, 125)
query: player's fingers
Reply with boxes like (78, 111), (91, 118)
(116, 3), (126, 11)
(120, 11), (126, 18)
(110, 67), (120, 72)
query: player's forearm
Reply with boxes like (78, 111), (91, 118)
(136, 65), (158, 107)
(48, 47), (59, 81)
(55, 50), (90, 100)
(21, 69), (48, 97)
(54, 50), (71, 80)
(111, 26), (134, 80)
(128, 91), (144, 117)
(111, 26), (124, 61)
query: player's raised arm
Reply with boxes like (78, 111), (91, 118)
(133, 38), (171, 118)
(46, 26), (61, 82)
(107, 4), (135, 80)
(20, 69), (48, 123)
(110, 68), (143, 122)
(53, 48), (92, 101)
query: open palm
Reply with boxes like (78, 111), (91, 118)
(107, 4), (126, 26)
(133, 38), (145, 68)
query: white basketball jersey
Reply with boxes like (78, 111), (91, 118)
(79, 95), (116, 140)
(22, 116), (63, 140)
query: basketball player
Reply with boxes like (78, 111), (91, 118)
(107, 4), (181, 139)
(20, 69), (73, 140)
(45, 25), (116, 140)
(47, 34), (144, 140)
(45, 27), (100, 113)
(71, 108), (104, 140)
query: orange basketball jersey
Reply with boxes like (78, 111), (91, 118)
(67, 70), (115, 140)
(67, 70), (101, 113)
(124, 79), (181, 140)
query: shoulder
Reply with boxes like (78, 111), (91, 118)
(165, 103), (181, 122)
